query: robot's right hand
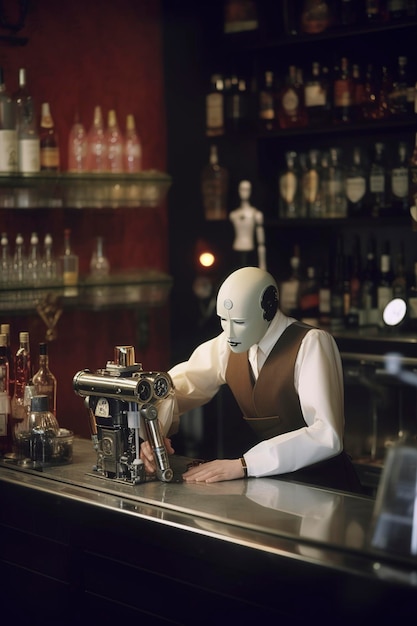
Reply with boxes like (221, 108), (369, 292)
(140, 437), (175, 475)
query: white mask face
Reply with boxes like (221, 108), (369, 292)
(216, 267), (278, 353)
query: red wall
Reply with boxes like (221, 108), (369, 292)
(0, 0), (170, 438)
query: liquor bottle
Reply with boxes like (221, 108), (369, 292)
(40, 102), (60, 171)
(369, 142), (388, 217)
(389, 56), (414, 117)
(14, 68), (40, 173)
(409, 132), (417, 222)
(345, 147), (367, 217)
(365, 0), (388, 23)
(387, 0), (408, 20)
(377, 242), (394, 325)
(333, 57), (354, 124)
(302, 149), (323, 217)
(106, 109), (124, 173)
(300, 0), (331, 34)
(280, 245), (302, 317)
(392, 243), (407, 299)
(299, 265), (320, 325)
(1, 231), (11, 284)
(278, 151), (301, 218)
(224, 74), (251, 133)
(0, 332), (12, 455)
(361, 236), (379, 325)
(201, 144), (229, 220)
(41, 233), (57, 282)
(124, 114), (142, 172)
(277, 65), (308, 130)
(59, 228), (79, 294)
(0, 323), (14, 397)
(390, 141), (409, 214)
(86, 105), (107, 172)
(352, 64), (365, 121)
(0, 66), (17, 173)
(326, 147), (347, 218)
(90, 236), (110, 277)
(32, 342), (57, 416)
(26, 231), (40, 284)
(11, 331), (31, 435)
(67, 113), (87, 172)
(206, 74), (224, 137)
(330, 236), (345, 330)
(407, 261), (417, 327)
(258, 70), (277, 132)
(318, 260), (332, 327)
(13, 232), (25, 282)
(346, 235), (362, 328)
(304, 61), (330, 127)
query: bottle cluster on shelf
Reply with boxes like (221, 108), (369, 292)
(206, 52), (417, 136)
(278, 134), (417, 218)
(0, 66), (142, 175)
(222, 0), (417, 38)
(0, 324), (67, 462)
(280, 234), (416, 332)
(0, 228), (110, 289)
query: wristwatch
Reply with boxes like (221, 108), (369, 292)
(240, 456), (248, 478)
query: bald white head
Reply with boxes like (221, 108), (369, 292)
(216, 267), (278, 352)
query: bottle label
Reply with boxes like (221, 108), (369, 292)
(40, 146), (60, 169)
(259, 92), (275, 120)
(282, 88), (299, 115)
(303, 169), (319, 203)
(319, 288), (331, 314)
(370, 173), (385, 193)
(206, 93), (224, 135)
(18, 138), (41, 173)
(391, 168), (408, 199)
(305, 84), (326, 108)
(346, 176), (366, 203)
(0, 130), (18, 172)
(279, 171), (297, 203)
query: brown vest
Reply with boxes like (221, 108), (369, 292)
(225, 321), (312, 439)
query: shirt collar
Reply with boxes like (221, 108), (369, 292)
(256, 309), (294, 358)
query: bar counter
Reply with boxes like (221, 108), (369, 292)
(0, 437), (416, 625)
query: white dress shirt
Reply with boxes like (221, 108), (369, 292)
(168, 309), (345, 478)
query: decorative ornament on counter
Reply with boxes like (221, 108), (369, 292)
(229, 180), (266, 271)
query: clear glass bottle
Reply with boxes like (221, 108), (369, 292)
(0, 66), (17, 173)
(390, 141), (409, 214)
(0, 332), (12, 456)
(32, 342), (57, 416)
(106, 109), (124, 173)
(389, 56), (413, 117)
(26, 231), (41, 284)
(41, 233), (57, 282)
(27, 394), (60, 464)
(11, 331), (31, 436)
(86, 105), (107, 172)
(90, 236), (110, 277)
(60, 228), (79, 295)
(201, 144), (229, 220)
(1, 231), (11, 284)
(13, 232), (25, 282)
(345, 147), (367, 217)
(326, 147), (347, 218)
(67, 113), (87, 172)
(40, 102), (60, 171)
(302, 149), (323, 217)
(14, 67), (40, 173)
(280, 245), (302, 317)
(124, 114), (142, 172)
(369, 142), (388, 217)
(279, 150), (301, 218)
(224, 74), (251, 133)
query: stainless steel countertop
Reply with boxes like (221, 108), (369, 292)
(1, 437), (416, 587)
